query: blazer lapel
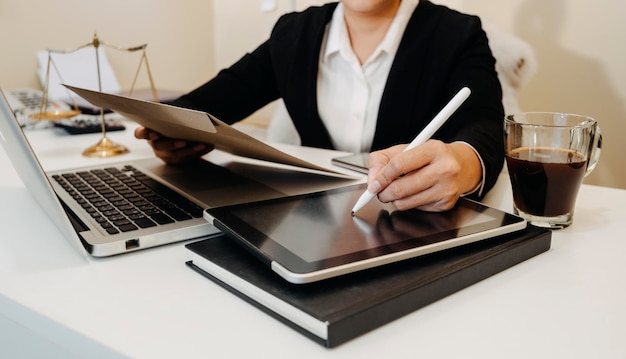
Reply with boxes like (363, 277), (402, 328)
(372, 1), (440, 150)
(276, 5), (336, 149)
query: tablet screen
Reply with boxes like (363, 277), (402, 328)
(206, 184), (525, 278)
(230, 188), (495, 263)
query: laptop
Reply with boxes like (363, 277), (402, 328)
(0, 87), (290, 257)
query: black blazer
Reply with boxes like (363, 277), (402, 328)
(173, 1), (504, 198)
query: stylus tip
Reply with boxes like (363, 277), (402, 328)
(351, 211), (355, 217)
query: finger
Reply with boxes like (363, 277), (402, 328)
(134, 126), (162, 141)
(134, 126), (148, 139)
(386, 174), (460, 211)
(377, 170), (436, 206)
(366, 145), (408, 193)
(154, 144), (213, 165)
(394, 191), (458, 212)
(149, 138), (190, 152)
(154, 142), (209, 158)
(367, 145), (407, 174)
(373, 145), (432, 193)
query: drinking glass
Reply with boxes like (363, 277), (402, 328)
(504, 112), (602, 229)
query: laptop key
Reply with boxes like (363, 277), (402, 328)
(149, 212), (175, 225)
(134, 217), (157, 228)
(162, 207), (192, 221)
(104, 226), (119, 234)
(118, 223), (139, 232)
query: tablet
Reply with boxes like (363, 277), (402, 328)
(203, 184), (526, 284)
(331, 153), (369, 174)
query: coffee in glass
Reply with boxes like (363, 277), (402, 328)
(504, 113), (602, 229)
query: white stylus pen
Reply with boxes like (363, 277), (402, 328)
(351, 87), (471, 215)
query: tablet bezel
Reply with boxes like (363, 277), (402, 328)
(205, 184), (526, 283)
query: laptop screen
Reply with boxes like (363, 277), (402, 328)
(0, 88), (88, 256)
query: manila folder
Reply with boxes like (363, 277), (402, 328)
(64, 84), (346, 176)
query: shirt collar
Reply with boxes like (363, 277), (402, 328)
(323, 0), (420, 63)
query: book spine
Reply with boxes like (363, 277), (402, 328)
(185, 261), (328, 346)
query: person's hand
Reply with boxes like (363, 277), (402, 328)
(366, 140), (481, 212)
(134, 126), (214, 165)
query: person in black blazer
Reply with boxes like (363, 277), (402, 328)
(135, 0), (504, 212)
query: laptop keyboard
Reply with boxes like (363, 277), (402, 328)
(52, 165), (204, 235)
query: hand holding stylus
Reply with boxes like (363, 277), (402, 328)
(351, 87), (472, 215)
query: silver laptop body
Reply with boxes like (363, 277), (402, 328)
(0, 87), (285, 257)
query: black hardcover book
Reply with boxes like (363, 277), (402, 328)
(185, 226), (551, 348)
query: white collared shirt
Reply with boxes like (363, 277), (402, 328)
(317, 0), (419, 153)
(316, 0), (485, 196)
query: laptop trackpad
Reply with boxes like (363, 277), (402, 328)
(133, 158), (286, 207)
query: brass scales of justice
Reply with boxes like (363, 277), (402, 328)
(35, 33), (159, 157)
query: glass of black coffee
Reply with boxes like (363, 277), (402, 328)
(504, 113), (602, 229)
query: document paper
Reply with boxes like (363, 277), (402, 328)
(64, 85), (348, 176)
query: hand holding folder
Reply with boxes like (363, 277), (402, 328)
(64, 84), (352, 177)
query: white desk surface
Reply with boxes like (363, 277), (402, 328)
(1, 123), (625, 358)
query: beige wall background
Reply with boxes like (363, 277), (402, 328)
(0, 0), (214, 91)
(2, 0), (624, 189)
(436, 0), (626, 190)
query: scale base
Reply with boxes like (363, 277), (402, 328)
(82, 136), (129, 158)
(30, 110), (81, 121)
